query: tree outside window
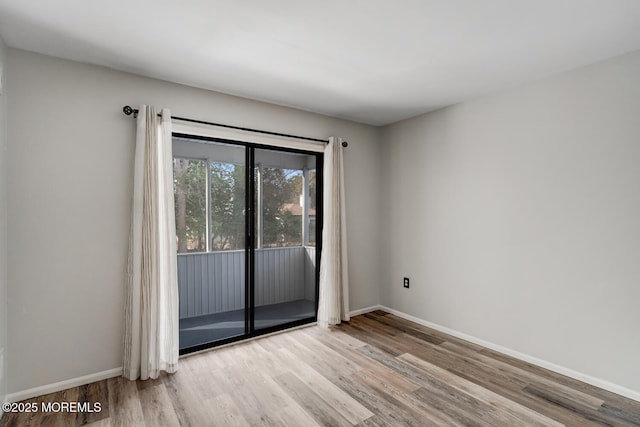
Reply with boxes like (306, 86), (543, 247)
(174, 157), (315, 253)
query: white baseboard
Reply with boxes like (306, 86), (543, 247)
(6, 367), (123, 403)
(7, 305), (639, 404)
(349, 305), (380, 317)
(376, 305), (640, 403)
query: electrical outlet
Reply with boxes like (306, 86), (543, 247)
(403, 277), (410, 288)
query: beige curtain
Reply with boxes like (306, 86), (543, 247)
(123, 106), (179, 380)
(317, 136), (349, 327)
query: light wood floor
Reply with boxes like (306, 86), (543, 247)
(2, 311), (640, 426)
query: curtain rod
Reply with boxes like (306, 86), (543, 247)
(122, 105), (348, 147)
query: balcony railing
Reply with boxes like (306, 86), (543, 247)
(177, 246), (316, 319)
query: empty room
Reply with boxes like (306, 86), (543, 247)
(1, 1), (640, 426)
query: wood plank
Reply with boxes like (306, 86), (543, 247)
(351, 369), (464, 426)
(241, 341), (290, 378)
(354, 415), (389, 427)
(398, 352), (563, 427)
(272, 347), (374, 424)
(84, 419), (111, 427)
(292, 329), (364, 375)
(442, 340), (605, 410)
(203, 394), (250, 427)
(105, 377), (145, 427)
(352, 367), (422, 395)
(230, 358), (320, 427)
(274, 331), (360, 379)
(163, 367), (215, 426)
(410, 387), (496, 427)
(34, 388), (79, 427)
(599, 403), (640, 426)
(136, 379), (180, 426)
(388, 333), (606, 426)
(450, 366), (606, 426)
(75, 381), (109, 426)
(307, 323), (368, 350)
(330, 371), (432, 427)
(210, 363), (273, 426)
(269, 403), (322, 427)
(373, 312), (486, 351)
(356, 344), (548, 427)
(478, 343), (640, 413)
(372, 310), (389, 316)
(273, 372), (352, 427)
(522, 384), (635, 427)
(339, 322), (405, 357)
(303, 327), (373, 369)
(361, 312), (445, 345)
(183, 353), (226, 397)
(4, 314), (640, 427)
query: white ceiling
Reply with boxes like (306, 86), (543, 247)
(1, 1), (640, 125)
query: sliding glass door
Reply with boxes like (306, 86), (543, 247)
(173, 135), (322, 353)
(173, 138), (247, 350)
(253, 148), (320, 332)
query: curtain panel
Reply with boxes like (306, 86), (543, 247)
(317, 136), (350, 327)
(123, 106), (179, 380)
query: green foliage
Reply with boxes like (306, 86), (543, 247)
(210, 162), (245, 250)
(174, 157), (311, 252)
(262, 168), (302, 247)
(174, 159), (207, 252)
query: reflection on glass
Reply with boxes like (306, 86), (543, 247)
(210, 162), (245, 251)
(173, 158), (207, 253)
(174, 139), (246, 350)
(254, 149), (317, 331)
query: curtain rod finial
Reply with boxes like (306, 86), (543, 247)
(123, 105), (138, 118)
(342, 141), (348, 147)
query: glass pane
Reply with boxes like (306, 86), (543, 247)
(210, 162), (246, 251)
(254, 149), (317, 331)
(173, 137), (246, 350)
(308, 169), (317, 246)
(173, 158), (206, 253)
(261, 167), (303, 247)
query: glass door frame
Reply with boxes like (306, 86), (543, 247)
(175, 132), (323, 355)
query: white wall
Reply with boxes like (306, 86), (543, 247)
(0, 35), (8, 407)
(12, 40), (638, 401)
(6, 49), (382, 394)
(381, 50), (640, 393)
